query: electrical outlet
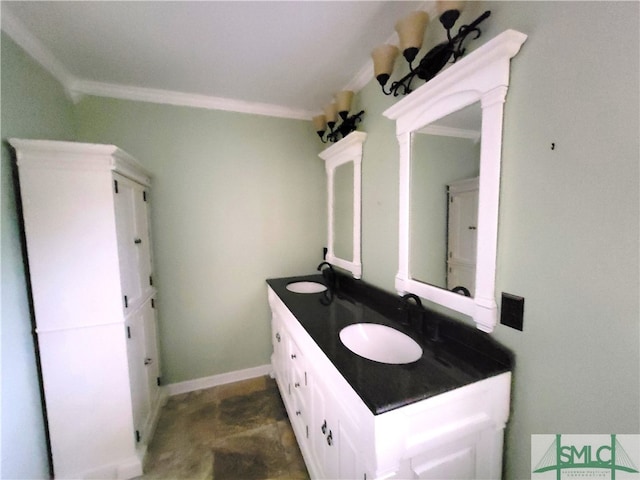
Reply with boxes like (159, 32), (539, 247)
(500, 293), (524, 331)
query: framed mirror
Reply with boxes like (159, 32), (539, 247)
(384, 30), (527, 332)
(319, 131), (366, 278)
(410, 103), (481, 294)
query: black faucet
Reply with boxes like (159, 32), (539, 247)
(452, 285), (471, 297)
(317, 261), (336, 290)
(398, 293), (442, 342)
(398, 293), (423, 329)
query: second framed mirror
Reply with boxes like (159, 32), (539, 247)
(319, 131), (366, 278)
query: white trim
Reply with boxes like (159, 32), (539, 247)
(0, 9), (78, 99)
(69, 79), (315, 120)
(384, 30), (527, 333)
(1, 12), (314, 120)
(165, 364), (272, 396)
(416, 124), (481, 142)
(319, 132), (366, 279)
(9, 138), (152, 185)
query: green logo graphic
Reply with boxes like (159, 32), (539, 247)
(532, 435), (639, 479)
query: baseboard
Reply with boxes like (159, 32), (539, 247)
(165, 364), (273, 396)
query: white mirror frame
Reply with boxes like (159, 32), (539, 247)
(384, 30), (527, 332)
(319, 131), (366, 279)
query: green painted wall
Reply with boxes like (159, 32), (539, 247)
(1, 33), (77, 478)
(357, 2), (639, 478)
(2, 2), (638, 479)
(73, 97), (326, 383)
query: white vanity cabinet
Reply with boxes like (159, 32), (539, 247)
(268, 285), (511, 480)
(10, 139), (163, 479)
(269, 289), (364, 479)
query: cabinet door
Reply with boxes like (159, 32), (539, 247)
(113, 174), (154, 311)
(271, 313), (287, 390)
(336, 411), (361, 479)
(125, 307), (150, 444)
(408, 438), (478, 479)
(125, 298), (160, 444)
(287, 336), (310, 439)
(142, 299), (161, 408)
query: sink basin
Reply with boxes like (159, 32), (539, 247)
(339, 324), (422, 364)
(286, 281), (327, 294)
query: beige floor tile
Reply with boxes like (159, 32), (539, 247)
(138, 376), (309, 480)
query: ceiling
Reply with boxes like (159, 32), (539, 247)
(1, 1), (431, 120)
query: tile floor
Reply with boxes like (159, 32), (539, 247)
(138, 375), (310, 480)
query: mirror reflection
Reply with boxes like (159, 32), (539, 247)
(333, 161), (354, 261)
(409, 102), (481, 296)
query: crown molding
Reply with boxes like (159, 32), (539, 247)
(69, 80), (315, 120)
(1, 8), (78, 99)
(1, 8), (314, 121)
(416, 124), (481, 142)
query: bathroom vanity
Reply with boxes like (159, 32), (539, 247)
(267, 274), (513, 480)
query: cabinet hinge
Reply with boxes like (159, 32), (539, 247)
(135, 430), (141, 443)
(114, 179), (119, 194)
(124, 295), (128, 308)
(143, 191), (147, 202)
(157, 377), (161, 386)
(127, 326), (131, 339)
(149, 275), (153, 286)
(151, 298), (155, 309)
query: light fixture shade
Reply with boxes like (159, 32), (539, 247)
(312, 114), (327, 132)
(395, 11), (430, 52)
(436, 1), (466, 14)
(336, 91), (354, 115)
(372, 44), (400, 78)
(324, 103), (338, 124)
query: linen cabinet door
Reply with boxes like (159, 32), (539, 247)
(142, 298), (161, 408)
(133, 183), (154, 302)
(126, 298), (160, 445)
(114, 174), (142, 312)
(125, 307), (150, 445)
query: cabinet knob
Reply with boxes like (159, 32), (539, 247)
(134, 238), (142, 244)
(327, 431), (333, 446)
(296, 410), (301, 416)
(275, 333), (281, 342)
(294, 382), (300, 388)
(321, 420), (327, 434)
(144, 358), (153, 365)
(468, 226), (477, 230)
(290, 353), (297, 359)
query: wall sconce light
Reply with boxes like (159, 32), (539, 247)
(372, 1), (491, 96)
(312, 90), (365, 143)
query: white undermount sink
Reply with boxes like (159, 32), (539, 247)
(286, 281), (327, 294)
(339, 323), (423, 364)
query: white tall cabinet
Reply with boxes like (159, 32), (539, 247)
(10, 139), (163, 479)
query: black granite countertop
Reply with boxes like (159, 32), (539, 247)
(267, 273), (513, 415)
